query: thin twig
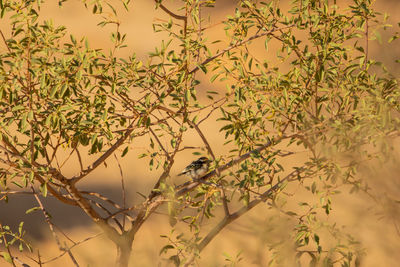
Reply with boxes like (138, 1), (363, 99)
(75, 149), (84, 172)
(155, 0), (187, 21)
(189, 24), (295, 74)
(149, 127), (170, 160)
(42, 233), (102, 264)
(220, 188), (230, 217)
(114, 153), (127, 229)
(0, 29), (12, 53)
(30, 186), (80, 267)
(364, 15), (369, 70)
(0, 222), (17, 267)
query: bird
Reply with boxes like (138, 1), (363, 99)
(178, 157), (211, 180)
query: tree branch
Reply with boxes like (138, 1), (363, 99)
(127, 136), (282, 245)
(189, 24), (295, 74)
(197, 168), (302, 252)
(175, 138), (277, 197)
(0, 144), (76, 206)
(41, 233), (102, 264)
(31, 186), (80, 267)
(155, 0), (187, 21)
(0, 222), (17, 267)
(70, 119), (137, 184)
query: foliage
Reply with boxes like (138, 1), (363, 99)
(0, 0), (399, 266)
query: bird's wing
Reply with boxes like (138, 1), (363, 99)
(178, 166), (191, 176)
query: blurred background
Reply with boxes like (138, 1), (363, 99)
(1, 0), (400, 266)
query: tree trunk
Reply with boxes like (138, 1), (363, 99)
(116, 239), (133, 267)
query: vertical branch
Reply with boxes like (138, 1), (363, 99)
(147, 121), (184, 198)
(0, 223), (17, 267)
(220, 187), (230, 216)
(75, 149), (84, 172)
(37, 250), (43, 267)
(149, 127), (170, 160)
(129, 121), (186, 238)
(26, 21), (34, 167)
(315, 69), (319, 118)
(31, 186), (80, 267)
(113, 154), (127, 229)
(157, 106), (217, 161)
(314, 37), (321, 118)
(195, 1), (203, 64)
(364, 14), (369, 70)
(191, 123), (215, 160)
(0, 30), (12, 54)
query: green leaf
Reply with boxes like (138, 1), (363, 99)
(388, 35), (399, 44)
(138, 153), (147, 159)
(184, 89), (190, 102)
(11, 181), (23, 188)
(29, 171), (34, 182)
(170, 138), (176, 148)
(314, 234), (319, 245)
(27, 110), (33, 120)
(197, 64), (207, 74)
(70, 34), (77, 45)
(45, 114), (52, 127)
(373, 30), (382, 44)
(167, 201), (177, 227)
(18, 222), (24, 235)
(12, 105), (25, 112)
(1, 6), (7, 18)
(25, 207), (40, 214)
(0, 252), (13, 264)
(50, 85), (59, 98)
(145, 94), (151, 106)
(20, 113), (28, 131)
(286, 211), (297, 216)
(59, 113), (67, 124)
(159, 244), (174, 255)
(311, 182), (316, 194)
(210, 73), (220, 83)
(40, 183), (48, 197)
(101, 109), (108, 121)
(169, 255), (180, 267)
(121, 146), (129, 157)
(60, 84), (68, 97)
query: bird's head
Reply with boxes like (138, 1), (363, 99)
(198, 157), (211, 162)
